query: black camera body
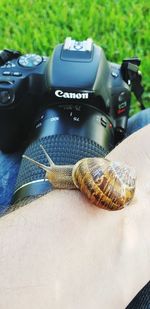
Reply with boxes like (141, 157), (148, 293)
(0, 37), (142, 153)
(0, 50), (49, 151)
(0, 38), (144, 203)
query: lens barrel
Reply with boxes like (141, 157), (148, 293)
(12, 104), (114, 203)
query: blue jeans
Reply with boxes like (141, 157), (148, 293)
(0, 108), (150, 214)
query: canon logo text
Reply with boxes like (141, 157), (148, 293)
(55, 90), (89, 99)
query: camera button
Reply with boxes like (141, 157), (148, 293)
(6, 62), (16, 68)
(12, 72), (22, 77)
(111, 71), (119, 78)
(118, 91), (126, 102)
(101, 117), (107, 128)
(2, 71), (11, 76)
(0, 81), (15, 106)
(0, 90), (11, 105)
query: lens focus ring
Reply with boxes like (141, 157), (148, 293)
(13, 134), (108, 203)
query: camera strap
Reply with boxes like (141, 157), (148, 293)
(121, 58), (145, 110)
(0, 49), (21, 65)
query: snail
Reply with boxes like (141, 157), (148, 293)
(23, 145), (136, 211)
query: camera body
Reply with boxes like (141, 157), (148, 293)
(0, 37), (136, 153)
(0, 50), (49, 151)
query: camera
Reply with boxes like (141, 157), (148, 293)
(0, 37), (144, 203)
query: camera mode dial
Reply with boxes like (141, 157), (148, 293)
(18, 54), (43, 68)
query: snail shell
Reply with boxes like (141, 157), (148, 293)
(72, 157), (136, 210)
(23, 145), (136, 211)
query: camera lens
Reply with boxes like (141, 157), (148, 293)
(12, 104), (114, 204)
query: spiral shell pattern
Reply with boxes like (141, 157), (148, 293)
(72, 157), (136, 210)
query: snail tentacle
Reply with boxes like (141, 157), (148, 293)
(22, 155), (51, 174)
(23, 150), (75, 189)
(40, 144), (55, 166)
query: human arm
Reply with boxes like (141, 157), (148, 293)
(0, 125), (150, 309)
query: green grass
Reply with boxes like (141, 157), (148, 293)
(0, 0), (149, 114)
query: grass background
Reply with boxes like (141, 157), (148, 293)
(0, 0), (149, 114)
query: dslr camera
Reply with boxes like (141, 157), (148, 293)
(0, 37), (144, 202)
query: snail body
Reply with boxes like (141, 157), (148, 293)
(23, 145), (136, 211)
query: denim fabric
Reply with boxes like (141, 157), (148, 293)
(0, 108), (150, 213)
(127, 108), (150, 136)
(0, 152), (22, 213)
